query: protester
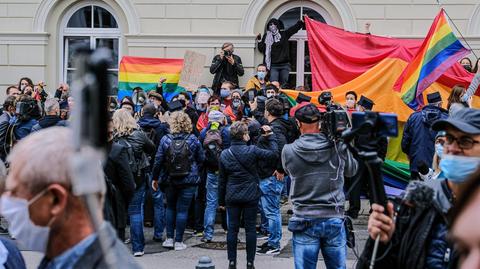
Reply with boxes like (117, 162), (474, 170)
(31, 99), (67, 132)
(460, 57), (473, 72)
(419, 131), (446, 181)
(360, 108), (480, 269)
(1, 127), (140, 268)
(0, 96), (15, 162)
(152, 111), (205, 251)
(461, 66), (480, 104)
(200, 110), (231, 242)
(112, 109), (156, 256)
(447, 85), (469, 112)
(257, 18), (304, 84)
(194, 87), (211, 115)
(210, 43), (244, 94)
(472, 58), (480, 73)
(344, 90), (358, 115)
(245, 64), (270, 93)
(5, 86), (19, 97)
(197, 95), (222, 132)
(104, 117), (135, 242)
(282, 103), (358, 269)
(265, 84), (279, 99)
(172, 92), (200, 136)
(148, 91), (165, 112)
(402, 92), (448, 180)
(224, 90), (244, 122)
(218, 121), (277, 269)
(120, 97), (135, 116)
(17, 77), (33, 94)
(219, 81), (235, 109)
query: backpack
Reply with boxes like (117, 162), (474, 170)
(203, 128), (223, 171)
(285, 117), (300, 143)
(142, 126), (158, 146)
(116, 137), (142, 184)
(165, 134), (192, 178)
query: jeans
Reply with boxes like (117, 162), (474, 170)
(292, 218), (347, 269)
(128, 183), (146, 253)
(148, 177), (166, 239)
(227, 202), (257, 263)
(282, 176), (291, 197)
(165, 185), (197, 242)
(259, 200), (268, 234)
(203, 172), (219, 240)
(269, 63), (291, 85)
(260, 176), (284, 249)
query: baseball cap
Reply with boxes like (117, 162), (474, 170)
(432, 108), (480, 134)
(291, 103), (321, 123)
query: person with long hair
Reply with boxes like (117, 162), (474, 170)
(460, 57), (473, 72)
(152, 111), (205, 251)
(17, 77), (33, 93)
(112, 109), (155, 256)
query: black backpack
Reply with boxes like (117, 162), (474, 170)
(165, 134), (192, 178)
(203, 128), (223, 171)
(116, 137), (142, 183)
(142, 126), (158, 146)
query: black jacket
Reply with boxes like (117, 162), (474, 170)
(104, 142), (135, 230)
(258, 19), (304, 66)
(31, 115), (67, 132)
(115, 129), (156, 175)
(210, 54), (244, 92)
(218, 138), (277, 206)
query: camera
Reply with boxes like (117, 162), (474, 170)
(15, 101), (36, 121)
(317, 91), (349, 139)
(350, 112), (398, 137)
(223, 50), (232, 57)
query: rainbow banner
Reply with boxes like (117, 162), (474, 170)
(395, 9), (470, 110)
(118, 56), (184, 102)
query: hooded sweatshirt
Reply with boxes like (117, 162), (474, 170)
(282, 133), (358, 218)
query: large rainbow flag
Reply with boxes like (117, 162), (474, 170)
(280, 16), (479, 186)
(118, 56), (184, 102)
(395, 9), (470, 110)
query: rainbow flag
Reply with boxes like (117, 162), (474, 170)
(118, 56), (184, 102)
(394, 8), (469, 110)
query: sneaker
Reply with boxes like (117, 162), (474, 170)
(228, 260), (236, 269)
(256, 242), (268, 250)
(257, 245), (280, 255)
(201, 237), (212, 243)
(193, 231), (204, 237)
(174, 242), (187, 251)
(247, 261), (255, 269)
(162, 238), (174, 248)
(256, 231), (268, 240)
(133, 251), (144, 257)
(124, 238), (131, 244)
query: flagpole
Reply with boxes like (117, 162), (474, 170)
(436, 0), (479, 60)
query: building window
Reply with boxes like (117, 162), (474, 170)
(271, 2), (331, 90)
(62, 4), (120, 90)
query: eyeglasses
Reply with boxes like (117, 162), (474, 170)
(445, 133), (480, 150)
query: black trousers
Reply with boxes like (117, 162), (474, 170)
(226, 201), (258, 264)
(348, 162), (370, 215)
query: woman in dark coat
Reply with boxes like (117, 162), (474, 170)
(218, 121), (278, 269)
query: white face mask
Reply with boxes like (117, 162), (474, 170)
(0, 189), (53, 253)
(346, 100), (355, 108)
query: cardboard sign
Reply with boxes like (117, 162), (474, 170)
(178, 50), (206, 92)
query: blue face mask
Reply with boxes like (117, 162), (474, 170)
(439, 154), (480, 183)
(435, 143), (443, 158)
(257, 71), (267, 80)
(220, 88), (230, 98)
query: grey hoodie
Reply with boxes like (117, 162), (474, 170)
(282, 133), (358, 219)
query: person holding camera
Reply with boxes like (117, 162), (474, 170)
(210, 43), (244, 95)
(218, 121), (278, 269)
(282, 103), (358, 269)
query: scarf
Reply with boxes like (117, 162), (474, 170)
(265, 26), (282, 70)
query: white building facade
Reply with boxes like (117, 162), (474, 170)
(1, 0), (479, 98)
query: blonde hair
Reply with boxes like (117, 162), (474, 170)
(112, 108), (138, 137)
(168, 111), (192, 134)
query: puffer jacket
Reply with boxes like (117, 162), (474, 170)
(402, 105), (448, 173)
(218, 137), (278, 206)
(152, 133), (205, 187)
(137, 115), (169, 147)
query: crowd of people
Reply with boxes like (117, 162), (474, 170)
(0, 40), (480, 269)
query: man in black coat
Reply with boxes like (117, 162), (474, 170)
(210, 42), (244, 94)
(31, 98), (67, 132)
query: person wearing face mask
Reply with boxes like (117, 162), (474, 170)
(257, 18), (304, 84)
(460, 57), (473, 73)
(1, 127), (140, 268)
(246, 64), (271, 92)
(402, 92), (448, 180)
(17, 77), (33, 94)
(210, 42), (244, 95)
(218, 121), (277, 269)
(31, 99), (67, 132)
(224, 90), (244, 122)
(344, 90), (358, 115)
(195, 89), (211, 115)
(197, 95), (222, 132)
(173, 92), (200, 137)
(362, 107), (480, 269)
(419, 131), (446, 181)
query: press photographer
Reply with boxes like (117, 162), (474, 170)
(209, 43), (244, 94)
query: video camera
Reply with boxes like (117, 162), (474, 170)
(15, 100), (37, 121)
(317, 91), (349, 140)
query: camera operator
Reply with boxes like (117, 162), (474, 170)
(359, 108), (480, 269)
(282, 103), (358, 269)
(210, 43), (244, 95)
(9, 95), (39, 141)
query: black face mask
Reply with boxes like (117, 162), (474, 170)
(463, 64), (472, 72)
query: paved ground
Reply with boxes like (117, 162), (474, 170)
(19, 202), (371, 269)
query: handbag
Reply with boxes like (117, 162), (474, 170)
(226, 149), (261, 203)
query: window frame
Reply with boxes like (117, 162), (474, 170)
(270, 2), (332, 88)
(59, 1), (121, 86)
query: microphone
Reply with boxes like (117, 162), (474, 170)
(402, 181), (434, 209)
(418, 161), (430, 176)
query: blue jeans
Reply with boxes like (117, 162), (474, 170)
(282, 176), (291, 197)
(203, 172), (218, 240)
(269, 63), (291, 85)
(292, 218), (347, 269)
(128, 183), (146, 252)
(148, 177), (166, 239)
(165, 185), (197, 242)
(260, 176), (284, 249)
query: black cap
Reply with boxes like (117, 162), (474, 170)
(168, 100), (184, 112)
(432, 108), (480, 134)
(427, 92), (442, 104)
(294, 103), (321, 123)
(296, 93), (311, 104)
(358, 96), (374, 110)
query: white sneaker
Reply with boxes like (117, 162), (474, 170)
(162, 238), (174, 248)
(133, 251), (144, 257)
(174, 242), (187, 251)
